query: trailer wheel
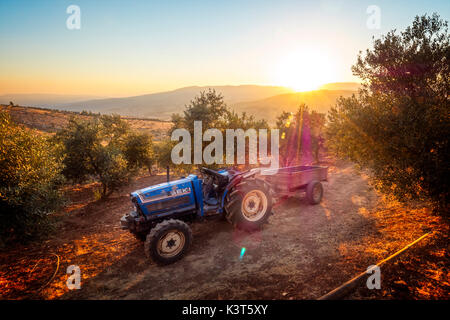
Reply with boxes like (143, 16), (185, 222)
(225, 179), (272, 231)
(306, 180), (323, 205)
(144, 219), (192, 265)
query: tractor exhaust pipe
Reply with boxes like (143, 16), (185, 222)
(166, 166), (170, 182)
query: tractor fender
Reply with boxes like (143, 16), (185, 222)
(220, 170), (270, 209)
(220, 174), (248, 208)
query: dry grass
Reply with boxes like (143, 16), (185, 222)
(0, 104), (172, 141)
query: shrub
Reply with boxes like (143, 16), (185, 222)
(123, 132), (155, 174)
(0, 112), (64, 245)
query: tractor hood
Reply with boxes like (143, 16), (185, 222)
(131, 175), (197, 205)
(129, 174), (203, 218)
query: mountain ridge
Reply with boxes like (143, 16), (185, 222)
(1, 83), (358, 122)
(232, 89), (356, 123)
(59, 85), (295, 119)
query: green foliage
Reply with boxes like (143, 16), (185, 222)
(123, 132), (155, 174)
(56, 114), (135, 197)
(276, 104), (326, 165)
(100, 114), (130, 146)
(56, 117), (101, 183)
(170, 89), (229, 136)
(170, 89), (272, 169)
(327, 14), (449, 213)
(0, 112), (65, 245)
(222, 110), (269, 131)
(154, 139), (192, 175)
(96, 147), (133, 196)
(221, 110), (270, 168)
(171, 89), (226, 169)
(154, 140), (174, 169)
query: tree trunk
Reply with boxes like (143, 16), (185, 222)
(101, 183), (107, 198)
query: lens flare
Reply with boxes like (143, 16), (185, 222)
(239, 247), (246, 260)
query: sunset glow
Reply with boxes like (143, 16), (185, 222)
(272, 48), (337, 92)
(2, 1), (448, 97)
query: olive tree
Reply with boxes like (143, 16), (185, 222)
(0, 112), (64, 244)
(327, 14), (449, 213)
(123, 132), (155, 174)
(56, 115), (134, 198)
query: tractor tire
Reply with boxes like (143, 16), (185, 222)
(306, 180), (323, 205)
(144, 219), (192, 265)
(225, 179), (272, 231)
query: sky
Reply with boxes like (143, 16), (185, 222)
(0, 0), (449, 97)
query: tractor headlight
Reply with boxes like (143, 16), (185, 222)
(131, 196), (141, 215)
(131, 197), (138, 207)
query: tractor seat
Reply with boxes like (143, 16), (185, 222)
(204, 197), (219, 206)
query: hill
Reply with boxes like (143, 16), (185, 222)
(0, 94), (104, 107)
(232, 89), (356, 122)
(0, 105), (172, 141)
(59, 85), (294, 120)
(1, 84), (358, 124)
(319, 82), (360, 91)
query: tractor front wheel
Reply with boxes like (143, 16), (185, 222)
(225, 179), (272, 231)
(144, 219), (192, 265)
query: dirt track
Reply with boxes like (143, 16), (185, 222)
(0, 161), (445, 300)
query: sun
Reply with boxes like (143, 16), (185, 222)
(273, 48), (336, 92)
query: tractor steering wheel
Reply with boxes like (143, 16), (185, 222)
(200, 167), (228, 186)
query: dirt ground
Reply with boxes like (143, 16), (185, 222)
(0, 160), (448, 300)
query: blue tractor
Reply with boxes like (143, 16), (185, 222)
(121, 165), (328, 264)
(120, 167), (273, 264)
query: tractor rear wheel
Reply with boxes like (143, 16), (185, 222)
(144, 219), (192, 265)
(225, 179), (272, 231)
